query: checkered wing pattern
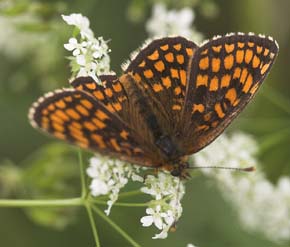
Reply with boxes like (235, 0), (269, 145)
(179, 33), (279, 154)
(28, 89), (156, 166)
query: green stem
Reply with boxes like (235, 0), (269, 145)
(85, 202), (101, 247)
(78, 149), (86, 198)
(0, 198), (83, 207)
(118, 190), (143, 198)
(92, 205), (141, 247)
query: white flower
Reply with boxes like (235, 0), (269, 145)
(192, 132), (290, 242)
(62, 13), (111, 82)
(146, 3), (203, 43)
(187, 244), (198, 247)
(62, 13), (93, 39)
(140, 172), (184, 239)
(87, 155), (140, 215)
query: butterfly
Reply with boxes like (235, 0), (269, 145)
(29, 33), (279, 177)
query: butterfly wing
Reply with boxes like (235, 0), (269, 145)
(121, 37), (199, 159)
(28, 89), (158, 167)
(179, 33), (279, 154)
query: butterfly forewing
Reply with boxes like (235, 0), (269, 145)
(180, 33), (279, 154)
(29, 89), (155, 167)
(125, 37), (198, 135)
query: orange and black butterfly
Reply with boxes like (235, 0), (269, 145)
(29, 33), (279, 177)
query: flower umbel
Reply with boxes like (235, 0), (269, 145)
(62, 13), (111, 82)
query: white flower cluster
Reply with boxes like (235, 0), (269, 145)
(146, 3), (203, 44)
(192, 132), (290, 242)
(62, 13), (111, 82)
(140, 173), (185, 239)
(87, 156), (142, 215)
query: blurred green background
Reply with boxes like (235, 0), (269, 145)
(0, 0), (290, 246)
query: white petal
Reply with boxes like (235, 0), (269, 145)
(140, 216), (153, 227)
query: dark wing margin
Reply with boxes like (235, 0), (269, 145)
(28, 89), (156, 167)
(179, 33), (279, 154)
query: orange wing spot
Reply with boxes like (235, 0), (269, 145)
(170, 68), (179, 78)
(162, 76), (171, 88)
(209, 76), (219, 91)
(215, 103), (225, 118)
(95, 109), (109, 120)
(75, 85), (83, 90)
(110, 138), (121, 151)
(139, 60), (146, 67)
(112, 102), (122, 111)
(186, 47), (194, 56)
(64, 96), (73, 102)
(55, 100), (66, 109)
(93, 90), (105, 100)
(245, 49), (253, 64)
(52, 122), (64, 132)
(144, 69), (154, 79)
(42, 109), (49, 115)
(120, 130), (129, 140)
(238, 42), (244, 48)
(240, 68), (248, 84)
(199, 57), (209, 70)
(176, 54), (184, 64)
(233, 98), (240, 106)
(154, 60), (165, 72)
(211, 121), (219, 128)
(172, 104), (182, 110)
(118, 96), (127, 102)
(112, 83), (122, 92)
(54, 132), (66, 140)
(196, 74), (208, 87)
(84, 121), (97, 131)
(212, 45), (222, 53)
(76, 105), (90, 116)
(133, 147), (143, 154)
(106, 104), (115, 113)
(165, 52), (174, 62)
(252, 55), (260, 68)
(225, 88), (237, 104)
(174, 86), (181, 95)
(248, 42), (254, 47)
(256, 46), (263, 54)
(203, 112), (212, 121)
(55, 109), (70, 121)
(74, 93), (81, 98)
(66, 109), (81, 120)
(91, 134), (106, 148)
(264, 48), (269, 56)
(195, 124), (209, 132)
(221, 74), (231, 88)
(86, 82), (97, 90)
(192, 104), (205, 113)
(148, 50), (159, 60)
(173, 43), (182, 51)
(261, 63), (270, 75)
(225, 43), (235, 53)
(71, 121), (82, 129)
(243, 74), (253, 93)
(104, 88), (113, 97)
(48, 104), (55, 111)
(211, 58), (221, 72)
(250, 83), (259, 94)
(153, 83), (163, 92)
(160, 44), (169, 51)
(92, 117), (106, 129)
(224, 54), (234, 70)
(81, 99), (93, 109)
(236, 50), (244, 63)
(180, 69), (186, 86)
(133, 73), (142, 83)
(69, 125), (84, 138)
(233, 67), (241, 79)
(201, 49), (208, 55)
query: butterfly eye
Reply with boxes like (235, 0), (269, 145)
(170, 169), (181, 177)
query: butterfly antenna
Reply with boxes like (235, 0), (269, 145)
(188, 165), (256, 172)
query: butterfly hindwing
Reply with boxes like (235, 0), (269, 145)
(28, 89), (156, 166)
(180, 33), (279, 154)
